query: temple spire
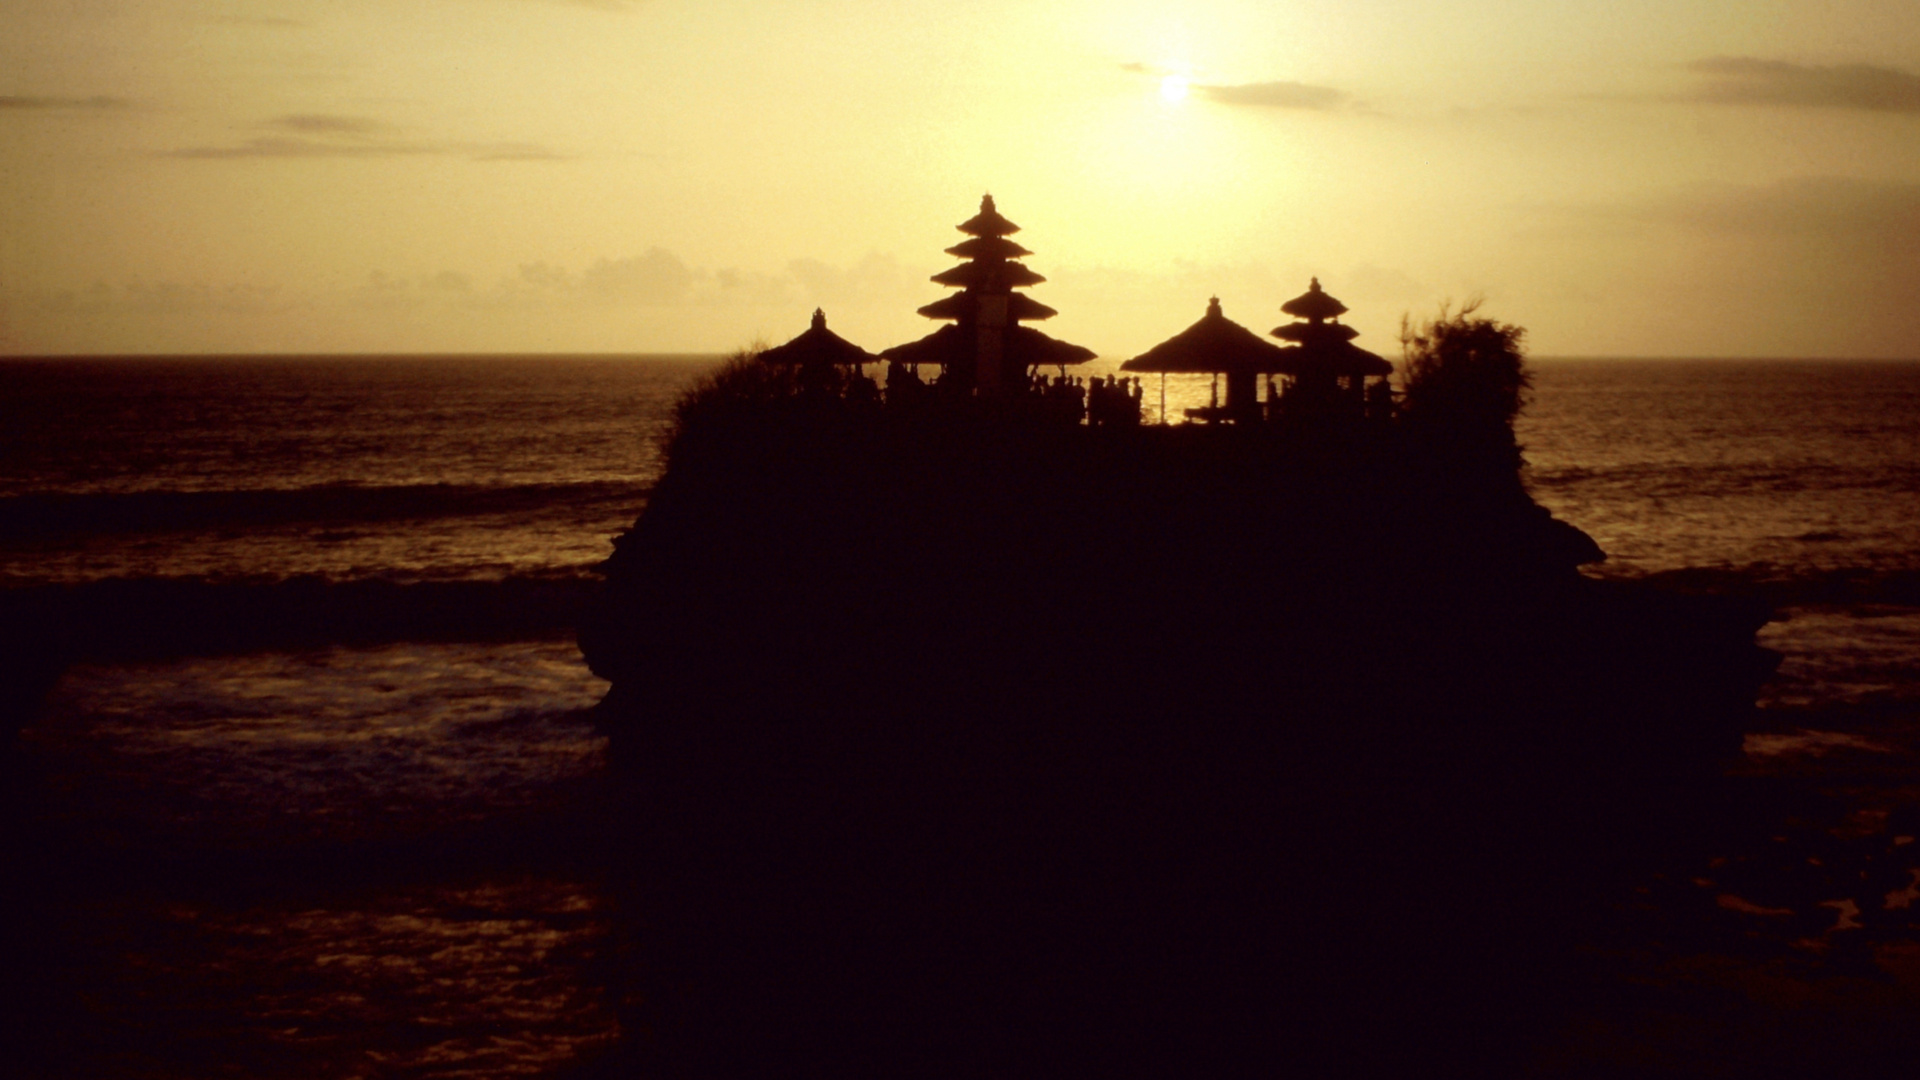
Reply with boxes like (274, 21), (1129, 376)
(917, 193), (1057, 324)
(884, 194), (1092, 396)
(1270, 278), (1391, 418)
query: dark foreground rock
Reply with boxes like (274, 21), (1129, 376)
(580, 403), (1777, 1077)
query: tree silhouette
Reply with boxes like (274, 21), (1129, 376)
(1398, 299), (1531, 472)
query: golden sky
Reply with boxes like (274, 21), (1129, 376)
(4, 0), (1919, 357)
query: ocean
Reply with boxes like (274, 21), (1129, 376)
(4, 355), (1919, 1075)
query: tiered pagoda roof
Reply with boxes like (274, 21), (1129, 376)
(885, 195), (1093, 378)
(886, 322), (1096, 372)
(1271, 278), (1391, 377)
(1279, 277), (1349, 323)
(911, 194), (1062, 324)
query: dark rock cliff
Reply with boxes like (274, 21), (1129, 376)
(580, 399), (1777, 1077)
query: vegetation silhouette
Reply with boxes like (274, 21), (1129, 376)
(579, 309), (1777, 1078)
(1399, 299), (1533, 474)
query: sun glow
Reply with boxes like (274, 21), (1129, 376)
(1158, 74), (1190, 103)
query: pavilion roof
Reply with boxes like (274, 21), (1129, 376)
(879, 324), (958, 368)
(757, 309), (879, 368)
(1011, 324), (1099, 369)
(1279, 277), (1348, 321)
(881, 322), (1094, 370)
(1121, 298), (1300, 375)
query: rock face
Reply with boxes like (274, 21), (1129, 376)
(581, 400), (1777, 1077)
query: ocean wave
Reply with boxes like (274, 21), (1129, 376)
(1529, 461), (1920, 499)
(0, 480), (650, 542)
(0, 572), (603, 664)
(1609, 564), (1920, 608)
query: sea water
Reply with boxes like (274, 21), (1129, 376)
(6, 355), (1920, 1075)
(5, 356), (710, 1077)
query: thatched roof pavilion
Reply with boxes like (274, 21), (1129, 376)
(1123, 297), (1299, 421)
(759, 309), (881, 371)
(1123, 297), (1297, 374)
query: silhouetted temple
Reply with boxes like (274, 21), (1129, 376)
(881, 195), (1095, 398)
(755, 199), (1394, 428)
(758, 308), (881, 396)
(1119, 280), (1394, 423)
(1121, 296), (1297, 422)
(1271, 277), (1393, 420)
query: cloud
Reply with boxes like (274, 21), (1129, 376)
(1684, 57), (1920, 113)
(168, 137), (431, 160)
(165, 114), (569, 161)
(786, 253), (922, 310)
(469, 142), (570, 161)
(274, 114), (390, 136)
(36, 279), (288, 317)
(1118, 64), (1352, 112)
(1194, 81), (1348, 111)
(0, 95), (131, 111)
(579, 250), (695, 304)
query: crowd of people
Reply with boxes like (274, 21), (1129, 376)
(1061, 373), (1145, 426)
(876, 360), (1144, 426)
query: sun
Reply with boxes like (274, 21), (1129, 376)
(1158, 74), (1190, 103)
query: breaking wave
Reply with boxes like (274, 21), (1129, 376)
(0, 573), (602, 662)
(0, 480), (648, 542)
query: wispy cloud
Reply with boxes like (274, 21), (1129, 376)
(165, 114), (569, 161)
(577, 250), (696, 303)
(274, 114), (389, 136)
(1684, 57), (1920, 113)
(168, 137), (430, 160)
(470, 142), (570, 161)
(1194, 81), (1348, 111)
(0, 95), (131, 112)
(1119, 63), (1352, 112)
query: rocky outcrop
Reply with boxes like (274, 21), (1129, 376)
(580, 400), (1777, 1076)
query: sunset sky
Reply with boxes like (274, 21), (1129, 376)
(4, 0), (1919, 358)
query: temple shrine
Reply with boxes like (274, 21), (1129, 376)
(1121, 297), (1296, 423)
(758, 197), (1394, 426)
(1270, 278), (1393, 421)
(880, 195), (1095, 397)
(757, 308), (881, 397)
